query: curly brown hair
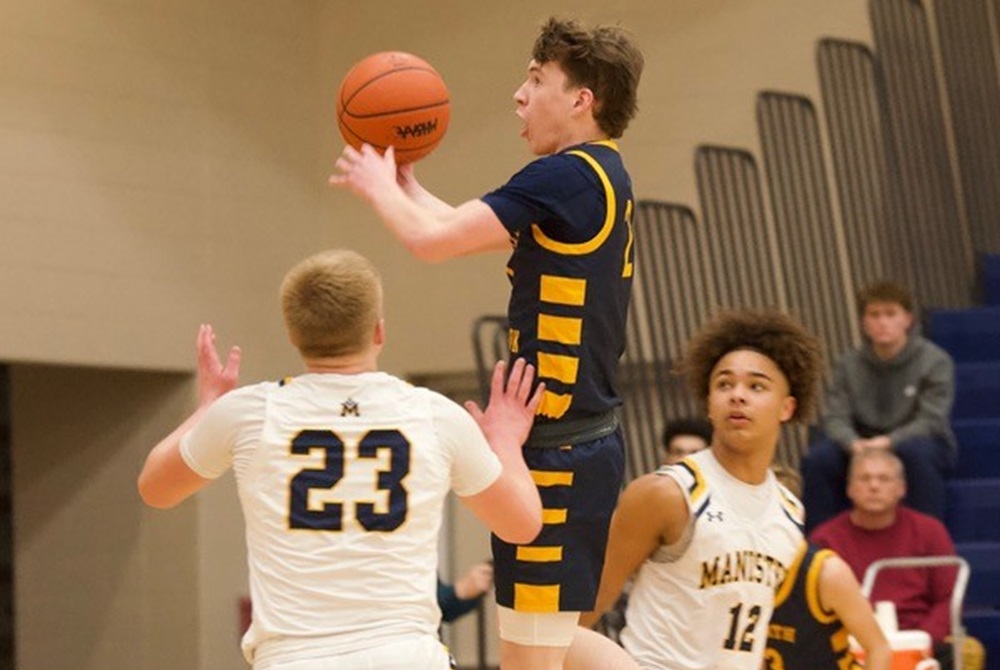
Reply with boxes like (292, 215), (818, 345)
(532, 17), (644, 138)
(680, 309), (823, 423)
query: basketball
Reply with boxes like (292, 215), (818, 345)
(336, 51), (450, 165)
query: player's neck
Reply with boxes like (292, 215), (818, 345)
(554, 121), (608, 153)
(710, 442), (774, 485)
(302, 352), (379, 375)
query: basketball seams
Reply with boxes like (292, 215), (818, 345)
(340, 66), (446, 113)
(341, 100), (449, 120)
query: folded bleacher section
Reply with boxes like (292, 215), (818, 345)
(928, 253), (1000, 663)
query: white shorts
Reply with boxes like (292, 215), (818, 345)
(497, 606), (580, 647)
(252, 635), (453, 670)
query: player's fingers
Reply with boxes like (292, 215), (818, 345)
(463, 400), (484, 422)
(504, 357), (523, 386)
(490, 359), (508, 398)
(197, 324), (216, 367)
(514, 361), (536, 401)
(526, 381), (545, 414)
(224, 346), (242, 378)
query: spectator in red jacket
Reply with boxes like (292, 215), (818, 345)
(809, 449), (984, 670)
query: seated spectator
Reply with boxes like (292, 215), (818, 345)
(802, 279), (956, 532)
(438, 562), (493, 623)
(768, 465), (891, 670)
(810, 449), (984, 670)
(660, 417), (712, 465)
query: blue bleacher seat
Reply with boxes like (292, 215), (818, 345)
(952, 419), (1000, 480)
(946, 480), (1000, 543)
(952, 362), (1000, 421)
(927, 306), (1000, 363)
(956, 542), (1000, 608)
(983, 254), (1000, 307)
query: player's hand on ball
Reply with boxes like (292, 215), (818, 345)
(329, 143), (399, 203)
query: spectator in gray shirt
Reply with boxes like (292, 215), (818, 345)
(801, 280), (956, 532)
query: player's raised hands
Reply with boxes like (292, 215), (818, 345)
(465, 358), (544, 453)
(196, 324), (241, 407)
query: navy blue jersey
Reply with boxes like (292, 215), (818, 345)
(765, 544), (861, 670)
(481, 141), (635, 422)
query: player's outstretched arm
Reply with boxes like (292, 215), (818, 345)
(329, 144), (509, 262)
(137, 325), (241, 509)
(459, 359), (544, 544)
(579, 474), (689, 629)
(820, 554), (891, 670)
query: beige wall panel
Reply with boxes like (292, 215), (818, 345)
(10, 364), (196, 670)
(0, 0), (326, 377)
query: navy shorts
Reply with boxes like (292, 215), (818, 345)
(491, 428), (625, 612)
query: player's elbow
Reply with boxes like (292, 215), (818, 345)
(495, 517), (542, 545)
(495, 506), (543, 545)
(404, 237), (453, 263)
(137, 476), (179, 510)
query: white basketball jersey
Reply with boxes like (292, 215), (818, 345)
(181, 371), (502, 663)
(621, 449), (804, 670)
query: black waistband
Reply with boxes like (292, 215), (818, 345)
(525, 411), (619, 448)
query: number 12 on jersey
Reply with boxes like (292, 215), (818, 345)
(288, 429), (410, 532)
(723, 602), (761, 653)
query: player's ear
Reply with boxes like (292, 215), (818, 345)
(573, 86), (595, 111)
(780, 396), (797, 423)
(373, 318), (386, 346)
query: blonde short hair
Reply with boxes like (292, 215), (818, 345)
(280, 249), (382, 359)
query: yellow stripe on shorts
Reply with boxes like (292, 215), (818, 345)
(513, 583), (561, 613)
(516, 546), (563, 562)
(530, 470), (574, 487)
(542, 508), (568, 524)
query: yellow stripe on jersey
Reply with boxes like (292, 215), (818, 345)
(537, 314), (582, 345)
(514, 583), (561, 613)
(682, 457), (709, 506)
(806, 549), (838, 624)
(508, 327), (520, 354)
(774, 540), (808, 608)
(516, 546), (563, 562)
(622, 199), (635, 278)
(542, 508), (568, 524)
(531, 470), (574, 487)
(539, 275), (587, 306)
(531, 150), (617, 255)
(538, 390), (572, 419)
(538, 352), (579, 385)
(778, 486), (806, 526)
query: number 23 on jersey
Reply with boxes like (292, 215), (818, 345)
(288, 429), (410, 532)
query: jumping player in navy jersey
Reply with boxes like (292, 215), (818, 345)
(331, 16), (644, 670)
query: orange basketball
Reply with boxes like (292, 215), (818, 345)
(336, 51), (450, 165)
